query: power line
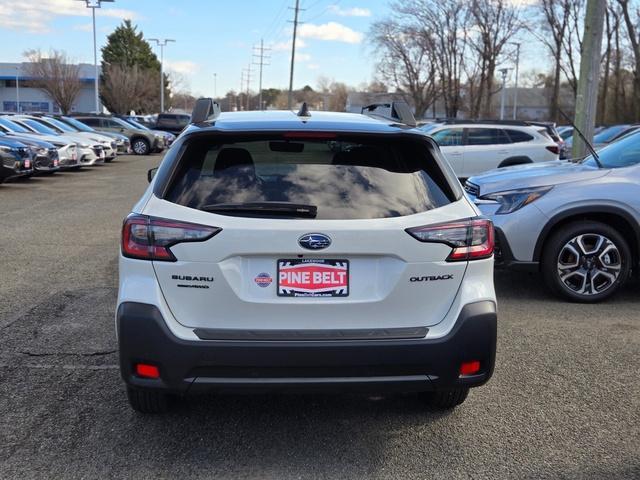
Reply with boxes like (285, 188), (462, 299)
(287, 0), (304, 109)
(253, 39), (271, 110)
(263, 0), (290, 43)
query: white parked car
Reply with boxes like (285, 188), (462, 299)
(421, 122), (560, 178)
(117, 100), (497, 413)
(14, 116), (107, 166)
(0, 116), (79, 169)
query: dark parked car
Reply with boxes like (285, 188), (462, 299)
(153, 113), (190, 135)
(0, 137), (33, 183)
(0, 132), (59, 174)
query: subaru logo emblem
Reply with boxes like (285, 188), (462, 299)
(298, 233), (331, 250)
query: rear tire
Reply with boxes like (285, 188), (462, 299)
(126, 386), (170, 413)
(541, 221), (631, 303)
(425, 387), (469, 409)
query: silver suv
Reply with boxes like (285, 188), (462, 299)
(466, 131), (640, 302)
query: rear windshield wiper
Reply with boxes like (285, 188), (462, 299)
(201, 202), (318, 218)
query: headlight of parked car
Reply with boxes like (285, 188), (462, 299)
(480, 186), (553, 215)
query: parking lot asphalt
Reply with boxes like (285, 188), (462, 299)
(0, 155), (638, 480)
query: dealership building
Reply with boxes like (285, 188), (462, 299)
(0, 62), (101, 113)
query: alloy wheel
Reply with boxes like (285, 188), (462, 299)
(132, 140), (148, 155)
(556, 233), (622, 296)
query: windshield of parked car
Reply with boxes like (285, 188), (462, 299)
(112, 117), (137, 129)
(62, 117), (95, 133)
(165, 136), (455, 220)
(583, 131), (640, 169)
(0, 117), (31, 133)
(593, 125), (629, 144)
(124, 118), (150, 131)
(20, 119), (58, 135)
(44, 117), (78, 133)
(419, 124), (441, 133)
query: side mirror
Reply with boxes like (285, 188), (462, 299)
(147, 167), (158, 183)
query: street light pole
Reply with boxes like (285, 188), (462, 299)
(149, 38), (175, 113)
(510, 42), (521, 120)
(76, 0), (113, 113)
(499, 68), (510, 120)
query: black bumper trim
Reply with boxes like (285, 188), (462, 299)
(494, 227), (538, 272)
(117, 300), (497, 394)
(193, 326), (428, 341)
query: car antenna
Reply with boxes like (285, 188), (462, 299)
(558, 108), (602, 168)
(296, 102), (311, 117)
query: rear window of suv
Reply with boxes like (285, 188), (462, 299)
(164, 136), (454, 220)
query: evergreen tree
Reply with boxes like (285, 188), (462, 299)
(101, 20), (160, 71)
(100, 20), (170, 113)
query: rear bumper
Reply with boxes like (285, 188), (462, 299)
(117, 300), (497, 395)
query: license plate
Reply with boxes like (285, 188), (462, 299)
(100, 150), (105, 158)
(277, 259), (349, 297)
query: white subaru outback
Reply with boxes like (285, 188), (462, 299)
(117, 100), (497, 413)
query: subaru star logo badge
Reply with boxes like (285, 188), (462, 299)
(298, 233), (331, 250)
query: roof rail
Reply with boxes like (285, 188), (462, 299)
(361, 102), (416, 127)
(191, 98), (221, 124)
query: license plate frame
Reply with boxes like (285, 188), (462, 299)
(277, 259), (349, 297)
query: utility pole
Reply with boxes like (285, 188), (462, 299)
(149, 38), (175, 113)
(572, 0), (606, 159)
(240, 70), (245, 110)
(253, 39), (271, 110)
(511, 42), (521, 120)
(287, 0), (303, 109)
(499, 68), (510, 120)
(243, 65), (252, 111)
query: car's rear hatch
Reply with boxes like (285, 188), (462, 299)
(139, 132), (483, 334)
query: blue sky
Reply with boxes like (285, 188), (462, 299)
(0, 0), (392, 96)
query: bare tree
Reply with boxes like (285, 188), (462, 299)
(468, 0), (523, 118)
(534, 0), (574, 122)
(559, 0), (585, 95)
(23, 50), (82, 114)
(369, 19), (438, 117)
(100, 64), (157, 114)
(399, 0), (470, 117)
(617, 0), (640, 118)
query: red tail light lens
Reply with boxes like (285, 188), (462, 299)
(121, 214), (221, 261)
(282, 131), (337, 139)
(546, 145), (560, 155)
(135, 363), (160, 379)
(459, 360), (481, 376)
(406, 219), (494, 261)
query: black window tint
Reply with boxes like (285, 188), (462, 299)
(81, 118), (100, 127)
(466, 128), (510, 145)
(505, 129), (534, 143)
(165, 137), (453, 220)
(431, 128), (463, 147)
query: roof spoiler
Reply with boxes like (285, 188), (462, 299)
(361, 102), (416, 127)
(191, 98), (221, 124)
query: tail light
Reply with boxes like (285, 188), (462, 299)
(546, 145), (560, 155)
(406, 219), (494, 261)
(121, 214), (221, 261)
